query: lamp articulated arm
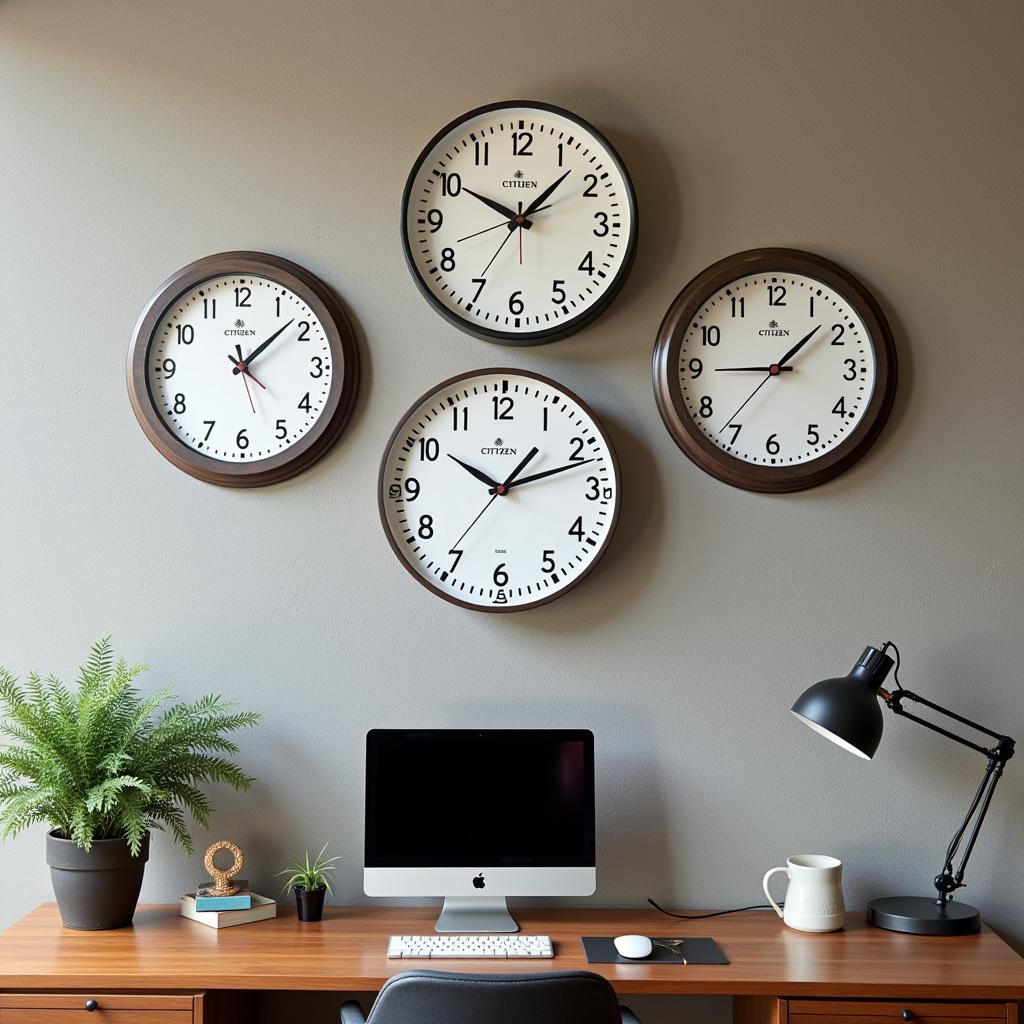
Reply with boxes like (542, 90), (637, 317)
(878, 641), (1016, 906)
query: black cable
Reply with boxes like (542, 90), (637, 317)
(647, 898), (779, 919)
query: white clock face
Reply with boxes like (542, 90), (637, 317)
(677, 272), (877, 465)
(379, 370), (620, 610)
(146, 275), (332, 462)
(402, 102), (637, 343)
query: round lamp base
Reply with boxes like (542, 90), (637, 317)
(867, 896), (981, 935)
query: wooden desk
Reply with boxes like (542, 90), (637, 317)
(1, 904), (1022, 1022)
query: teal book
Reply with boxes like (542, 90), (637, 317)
(194, 881), (252, 912)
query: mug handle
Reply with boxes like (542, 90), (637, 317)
(762, 866), (789, 918)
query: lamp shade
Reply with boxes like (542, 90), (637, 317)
(791, 645), (895, 759)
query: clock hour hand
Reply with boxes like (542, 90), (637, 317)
(497, 446), (539, 493)
(492, 457), (597, 493)
(775, 324), (821, 369)
(232, 318), (295, 374)
(446, 454), (500, 489)
(226, 352), (266, 389)
(523, 169), (571, 218)
(462, 188), (533, 229)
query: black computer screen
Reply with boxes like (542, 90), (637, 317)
(364, 730), (595, 867)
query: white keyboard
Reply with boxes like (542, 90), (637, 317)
(387, 934), (554, 958)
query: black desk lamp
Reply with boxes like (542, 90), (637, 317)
(791, 641), (1015, 935)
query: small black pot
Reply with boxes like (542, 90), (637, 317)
(46, 830), (149, 930)
(294, 884), (327, 922)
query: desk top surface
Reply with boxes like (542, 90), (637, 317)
(2, 904), (1023, 997)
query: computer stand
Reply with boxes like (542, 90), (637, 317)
(435, 895), (519, 933)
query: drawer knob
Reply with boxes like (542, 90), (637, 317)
(902, 1011), (914, 1021)
(85, 999), (99, 1012)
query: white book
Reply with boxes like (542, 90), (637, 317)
(180, 892), (277, 928)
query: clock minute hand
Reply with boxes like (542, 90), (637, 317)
(715, 365), (794, 372)
(523, 169), (571, 217)
(446, 454), (500, 489)
(494, 457), (597, 493)
(232, 318), (295, 374)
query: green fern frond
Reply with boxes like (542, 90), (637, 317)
(0, 641), (261, 853)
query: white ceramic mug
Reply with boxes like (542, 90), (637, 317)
(762, 854), (845, 932)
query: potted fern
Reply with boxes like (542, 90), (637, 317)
(277, 843), (339, 922)
(0, 639), (261, 930)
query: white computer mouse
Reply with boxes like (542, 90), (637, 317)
(614, 934), (653, 959)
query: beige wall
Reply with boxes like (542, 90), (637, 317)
(1, 2), (1022, 1021)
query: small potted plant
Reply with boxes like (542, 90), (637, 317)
(277, 843), (338, 922)
(0, 638), (261, 930)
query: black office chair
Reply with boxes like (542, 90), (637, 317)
(340, 970), (641, 1024)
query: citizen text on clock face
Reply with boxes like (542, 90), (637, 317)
(146, 275), (332, 462)
(678, 272), (877, 465)
(380, 371), (620, 610)
(403, 103), (636, 342)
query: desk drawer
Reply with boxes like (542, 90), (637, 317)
(789, 1000), (1015, 1024)
(0, 993), (193, 1023)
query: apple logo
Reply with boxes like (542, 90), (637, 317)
(472, 873), (486, 890)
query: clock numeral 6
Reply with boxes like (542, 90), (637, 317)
(541, 549), (556, 573)
(765, 433), (780, 455)
(508, 291), (524, 315)
(493, 563), (509, 586)
(235, 429), (249, 450)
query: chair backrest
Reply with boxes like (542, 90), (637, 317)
(365, 970), (624, 1024)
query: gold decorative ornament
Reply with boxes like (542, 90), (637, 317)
(203, 840), (244, 897)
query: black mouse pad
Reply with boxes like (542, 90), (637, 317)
(581, 936), (729, 965)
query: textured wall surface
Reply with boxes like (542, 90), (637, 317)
(1, 2), (1022, 1021)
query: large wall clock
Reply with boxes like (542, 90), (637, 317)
(652, 248), (897, 493)
(379, 369), (621, 610)
(401, 101), (638, 346)
(127, 252), (359, 487)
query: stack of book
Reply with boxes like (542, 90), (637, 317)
(180, 880), (277, 929)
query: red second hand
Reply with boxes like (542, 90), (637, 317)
(240, 367), (255, 414)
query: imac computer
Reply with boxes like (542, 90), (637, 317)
(364, 729), (595, 933)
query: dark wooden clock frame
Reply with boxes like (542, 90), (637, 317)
(127, 251), (359, 487)
(377, 367), (622, 612)
(652, 248), (898, 493)
(400, 100), (639, 347)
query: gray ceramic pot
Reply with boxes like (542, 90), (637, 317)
(45, 830), (149, 930)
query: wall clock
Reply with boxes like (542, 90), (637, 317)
(401, 101), (638, 346)
(127, 251), (359, 487)
(652, 248), (897, 493)
(379, 369), (620, 610)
